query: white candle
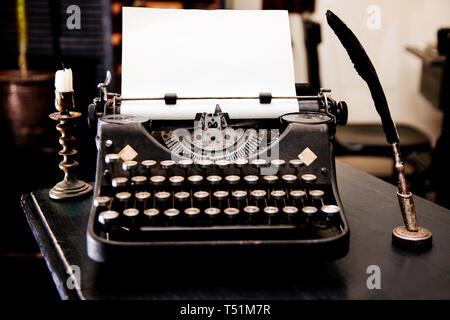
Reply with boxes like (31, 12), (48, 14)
(55, 68), (73, 92)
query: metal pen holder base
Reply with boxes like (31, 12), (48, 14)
(392, 226), (432, 250)
(391, 143), (432, 250)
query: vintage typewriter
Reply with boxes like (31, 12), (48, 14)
(85, 9), (431, 263)
(86, 80), (350, 263)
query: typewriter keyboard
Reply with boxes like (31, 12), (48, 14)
(93, 156), (345, 242)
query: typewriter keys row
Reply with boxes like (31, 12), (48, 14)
(95, 183), (340, 232)
(104, 155), (314, 178)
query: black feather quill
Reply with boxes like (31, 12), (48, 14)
(326, 10), (399, 144)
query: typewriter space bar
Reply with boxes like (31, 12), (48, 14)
(140, 224), (297, 232)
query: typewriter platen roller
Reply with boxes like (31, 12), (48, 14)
(86, 83), (350, 263)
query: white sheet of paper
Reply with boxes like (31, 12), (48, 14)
(121, 7), (298, 119)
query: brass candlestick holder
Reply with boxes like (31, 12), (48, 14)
(49, 91), (92, 200)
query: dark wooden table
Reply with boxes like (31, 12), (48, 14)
(21, 162), (450, 300)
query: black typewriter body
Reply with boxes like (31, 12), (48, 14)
(86, 84), (350, 263)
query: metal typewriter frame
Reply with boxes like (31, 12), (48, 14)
(86, 74), (350, 263)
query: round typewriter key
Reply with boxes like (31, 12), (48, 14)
(244, 205), (260, 224)
(302, 206), (318, 224)
(224, 207), (239, 215)
(271, 190), (286, 200)
(290, 190), (306, 207)
(164, 208), (180, 225)
(289, 159), (303, 168)
(135, 191), (151, 211)
(143, 208), (160, 225)
(155, 191), (171, 201)
(251, 189), (267, 200)
(141, 160), (157, 176)
(251, 189), (267, 210)
(251, 159), (267, 168)
(309, 189), (324, 199)
(207, 175), (222, 185)
(196, 159), (213, 169)
(215, 159), (231, 169)
(150, 175), (166, 189)
(136, 191), (151, 201)
(132, 176), (147, 191)
(263, 175), (279, 185)
(232, 190), (247, 210)
(232, 190), (247, 200)
(115, 191), (132, 211)
(204, 207), (220, 219)
(271, 159), (285, 168)
(98, 210), (120, 238)
(178, 159), (194, 177)
(290, 190), (306, 200)
(94, 196), (111, 208)
(264, 206), (279, 214)
(184, 207), (200, 217)
(213, 190), (229, 199)
(194, 191), (209, 199)
(282, 174), (297, 185)
(213, 190), (229, 210)
(283, 206), (298, 224)
(244, 205), (260, 215)
(175, 191), (190, 201)
(142, 159), (157, 169)
(160, 160), (176, 170)
(98, 210), (119, 226)
(155, 191), (171, 212)
(123, 208), (139, 217)
(264, 206), (279, 224)
(234, 158), (248, 168)
(112, 177), (128, 188)
(301, 174), (317, 185)
(271, 190), (286, 211)
(178, 159), (194, 168)
(321, 205), (341, 223)
(164, 208), (180, 218)
(169, 175), (184, 187)
(122, 160), (138, 171)
(116, 191), (131, 201)
(310, 189), (325, 207)
(225, 175), (240, 185)
(283, 206), (298, 215)
(224, 207), (239, 222)
(174, 191), (190, 212)
(105, 153), (120, 164)
(123, 208), (140, 229)
(194, 191), (210, 211)
(144, 208), (159, 216)
(132, 176), (147, 185)
(188, 175), (203, 186)
(244, 175), (259, 186)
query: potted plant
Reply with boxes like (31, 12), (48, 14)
(0, 0), (55, 150)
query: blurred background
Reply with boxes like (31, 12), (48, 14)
(0, 0), (448, 299)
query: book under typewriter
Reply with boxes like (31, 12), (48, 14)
(86, 8), (350, 262)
